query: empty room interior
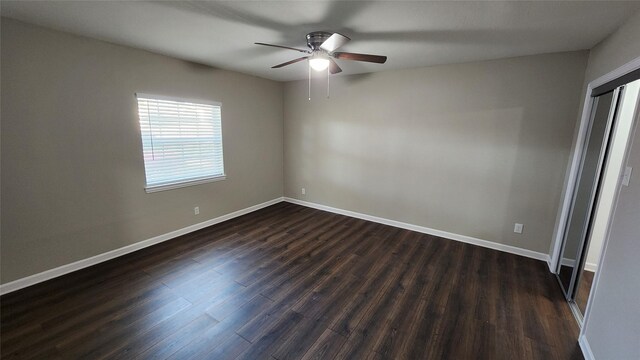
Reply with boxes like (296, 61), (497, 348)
(2, 1), (640, 359)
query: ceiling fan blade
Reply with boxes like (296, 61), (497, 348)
(255, 42), (310, 53)
(332, 52), (387, 64)
(272, 56), (309, 68)
(320, 33), (350, 52)
(329, 58), (342, 74)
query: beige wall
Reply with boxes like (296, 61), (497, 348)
(0, 19), (284, 283)
(584, 11), (640, 85)
(578, 10), (640, 360)
(284, 52), (588, 254)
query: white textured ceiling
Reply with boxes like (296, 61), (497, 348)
(2, 1), (640, 81)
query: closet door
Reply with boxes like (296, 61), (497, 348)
(557, 89), (620, 297)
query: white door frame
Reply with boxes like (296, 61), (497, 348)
(549, 55), (640, 273)
(579, 82), (640, 360)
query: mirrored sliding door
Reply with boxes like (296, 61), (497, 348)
(556, 89), (621, 303)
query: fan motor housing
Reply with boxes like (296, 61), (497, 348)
(306, 31), (333, 51)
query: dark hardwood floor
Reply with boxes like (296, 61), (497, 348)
(0, 202), (583, 359)
(576, 270), (595, 315)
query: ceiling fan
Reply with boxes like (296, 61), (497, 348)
(255, 31), (387, 74)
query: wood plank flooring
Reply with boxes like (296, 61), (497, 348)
(576, 270), (594, 315)
(0, 202), (583, 359)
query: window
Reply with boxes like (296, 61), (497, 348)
(136, 93), (224, 192)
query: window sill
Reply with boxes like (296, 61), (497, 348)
(145, 175), (226, 193)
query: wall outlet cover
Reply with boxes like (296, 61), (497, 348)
(514, 223), (524, 234)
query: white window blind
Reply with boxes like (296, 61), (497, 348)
(136, 94), (224, 192)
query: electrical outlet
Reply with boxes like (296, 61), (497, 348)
(301, 188), (306, 195)
(194, 206), (199, 215)
(514, 223), (523, 234)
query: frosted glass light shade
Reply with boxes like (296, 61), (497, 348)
(309, 57), (330, 71)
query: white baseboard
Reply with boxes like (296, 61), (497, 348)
(284, 197), (550, 263)
(1, 196), (553, 295)
(584, 262), (598, 272)
(560, 258), (598, 272)
(579, 334), (595, 360)
(561, 258), (577, 267)
(0, 197), (284, 296)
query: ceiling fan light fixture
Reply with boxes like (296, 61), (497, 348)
(256, 31), (386, 76)
(309, 54), (330, 71)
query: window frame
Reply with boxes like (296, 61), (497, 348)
(135, 93), (226, 193)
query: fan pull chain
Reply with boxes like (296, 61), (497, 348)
(327, 66), (330, 98)
(308, 63), (311, 101)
